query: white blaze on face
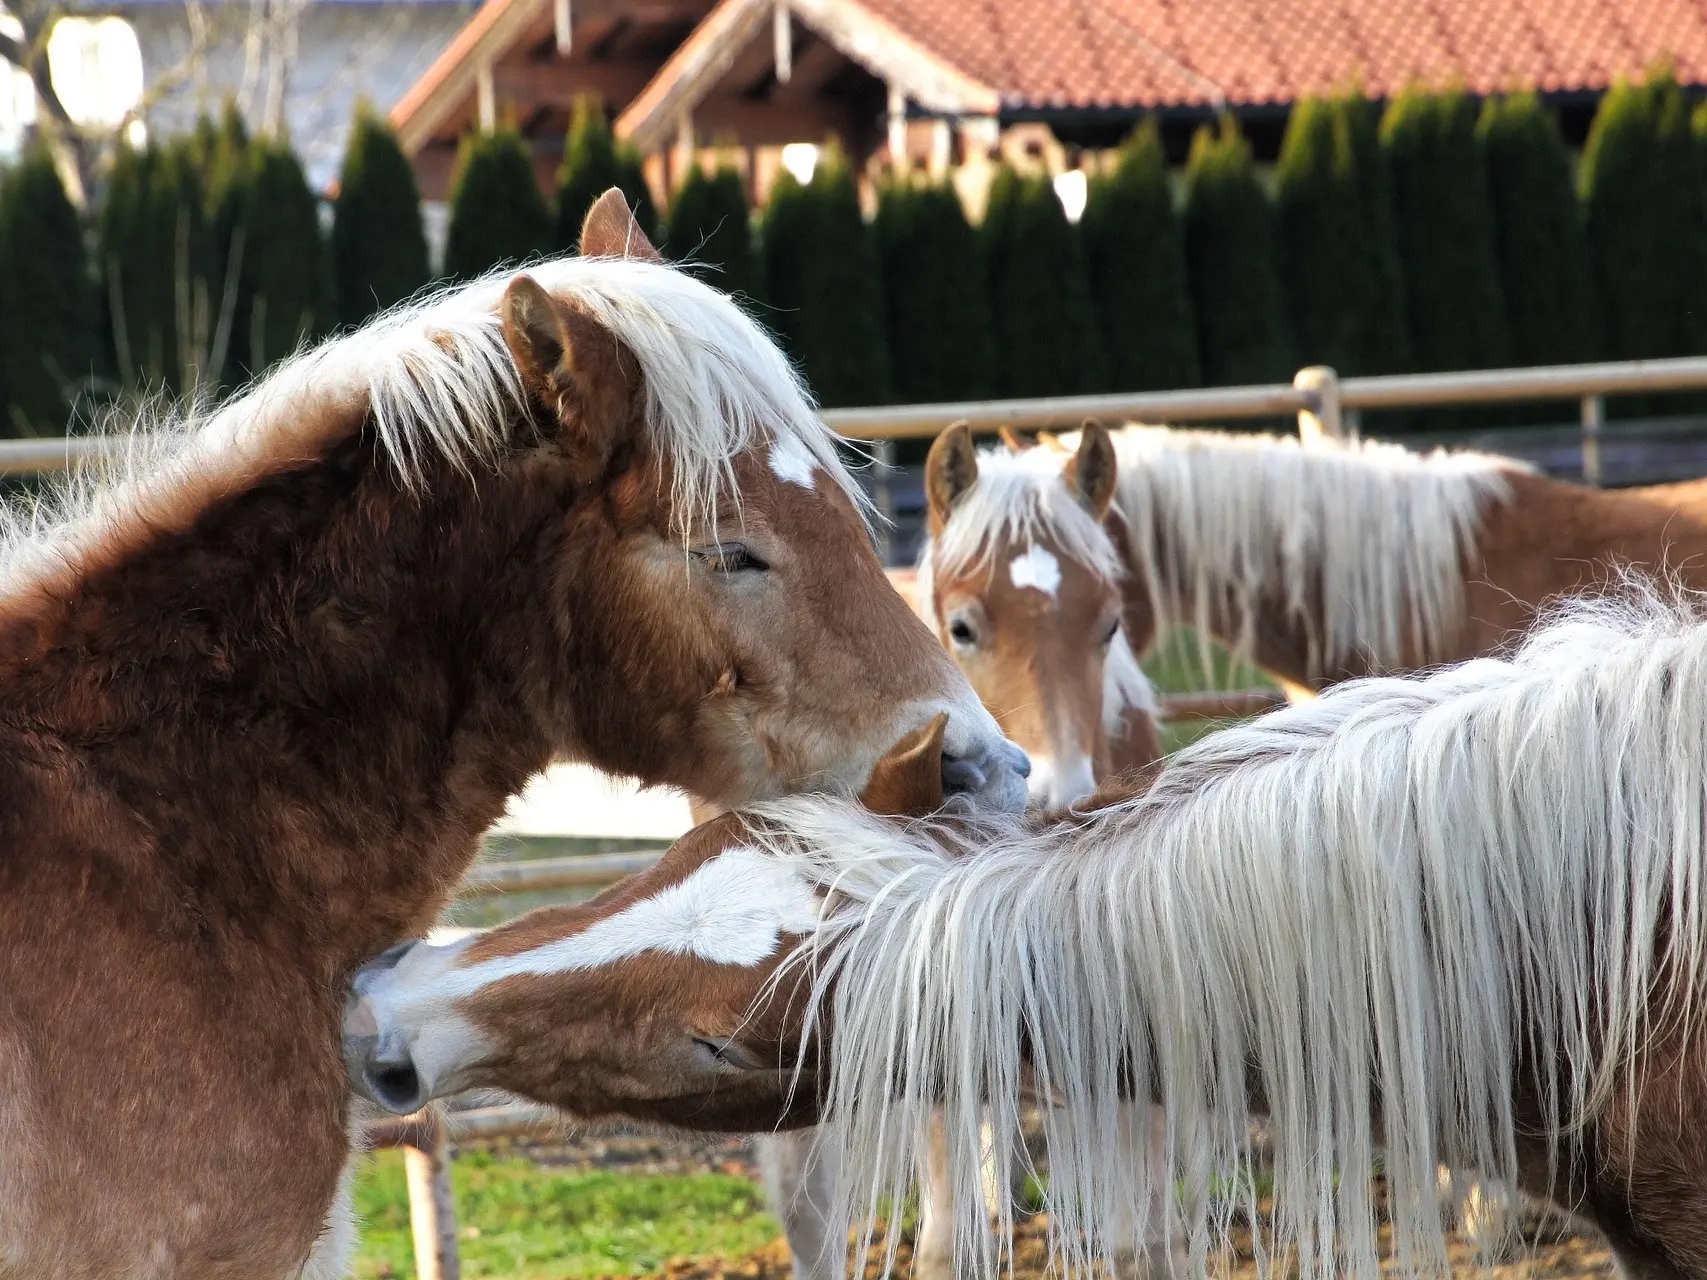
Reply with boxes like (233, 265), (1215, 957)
(448, 846), (821, 996)
(768, 435), (819, 490)
(1007, 543), (1061, 599)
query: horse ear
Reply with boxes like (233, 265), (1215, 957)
(580, 188), (663, 262)
(859, 712), (948, 817)
(997, 426), (1028, 452)
(925, 422), (979, 529)
(500, 273), (634, 467)
(1065, 420), (1117, 519)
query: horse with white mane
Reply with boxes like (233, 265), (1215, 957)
(0, 190), (1026, 1278)
(352, 583), (1707, 1280)
(1098, 422), (1707, 688)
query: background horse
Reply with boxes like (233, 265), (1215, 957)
(1099, 422), (1707, 689)
(0, 189), (1025, 1279)
(357, 586), (1707, 1280)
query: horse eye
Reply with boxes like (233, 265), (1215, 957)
(948, 619), (978, 647)
(696, 543), (768, 574)
(1099, 618), (1120, 649)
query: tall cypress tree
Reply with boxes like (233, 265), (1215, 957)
(874, 175), (993, 403)
(0, 144), (95, 434)
(98, 139), (160, 387)
(1276, 94), (1408, 375)
(1083, 119), (1199, 390)
(151, 138), (218, 393)
(443, 128), (552, 281)
(554, 97), (658, 251)
(1381, 87), (1510, 372)
(1477, 93), (1597, 367)
(1181, 119), (1290, 386)
(665, 161), (757, 299)
(758, 148), (889, 406)
(981, 164), (1105, 397)
(1581, 72), (1707, 361)
(333, 103), (429, 326)
(230, 138), (325, 374)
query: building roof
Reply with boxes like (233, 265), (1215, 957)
(849, 0), (1707, 112)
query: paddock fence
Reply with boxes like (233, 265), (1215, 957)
(13, 355), (1707, 1279)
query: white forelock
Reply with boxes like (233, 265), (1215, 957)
(747, 581), (1707, 1277)
(0, 255), (864, 597)
(917, 443), (1155, 730)
(1101, 424), (1516, 676)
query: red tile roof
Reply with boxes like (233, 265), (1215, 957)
(852, 0), (1707, 110)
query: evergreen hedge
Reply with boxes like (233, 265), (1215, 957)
(981, 164), (1105, 397)
(665, 161), (757, 299)
(1581, 71), (1707, 361)
(1478, 93), (1597, 367)
(873, 175), (993, 403)
(758, 148), (889, 407)
(1276, 94), (1408, 375)
(1082, 119), (1199, 390)
(1181, 119), (1290, 386)
(554, 97), (658, 251)
(1381, 87), (1510, 372)
(231, 138), (326, 374)
(0, 144), (95, 434)
(443, 128), (552, 281)
(333, 104), (429, 326)
(99, 139), (217, 392)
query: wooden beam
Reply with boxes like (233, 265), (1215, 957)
(476, 61), (496, 129)
(616, 0), (772, 153)
(783, 0), (998, 114)
(392, 0), (552, 154)
(491, 59), (659, 110)
(773, 1), (790, 83)
(684, 93), (862, 147)
(553, 0), (571, 53)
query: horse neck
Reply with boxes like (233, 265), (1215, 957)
(0, 429), (563, 962)
(1111, 431), (1510, 688)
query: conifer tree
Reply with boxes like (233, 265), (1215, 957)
(98, 139), (160, 386)
(1083, 119), (1199, 390)
(758, 147), (889, 406)
(0, 144), (95, 434)
(231, 137), (325, 374)
(665, 161), (756, 299)
(1477, 92), (1596, 366)
(443, 128), (552, 281)
(981, 164), (1105, 397)
(1276, 94), (1408, 375)
(1380, 87), (1510, 372)
(1581, 71), (1707, 360)
(874, 175), (993, 403)
(1181, 119), (1290, 386)
(333, 103), (429, 326)
(554, 97), (657, 250)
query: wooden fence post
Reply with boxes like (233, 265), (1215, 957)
(404, 1110), (461, 1280)
(1293, 365), (1344, 442)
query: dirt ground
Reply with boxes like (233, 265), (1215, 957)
(465, 1125), (1620, 1280)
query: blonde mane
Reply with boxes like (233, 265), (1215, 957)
(751, 583), (1707, 1276)
(0, 256), (861, 602)
(1105, 425), (1517, 675)
(916, 444), (1156, 730)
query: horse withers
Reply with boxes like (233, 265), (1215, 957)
(0, 189), (1024, 1279)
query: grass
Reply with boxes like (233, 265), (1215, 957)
(351, 1151), (782, 1280)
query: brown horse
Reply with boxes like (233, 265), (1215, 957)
(917, 421), (1163, 807)
(0, 189), (1025, 1279)
(349, 589), (1707, 1280)
(1098, 423), (1707, 689)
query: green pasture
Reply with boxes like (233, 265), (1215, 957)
(351, 1150), (782, 1279)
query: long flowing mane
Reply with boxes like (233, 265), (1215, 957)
(916, 444), (1158, 730)
(1, 257), (863, 604)
(750, 584), (1707, 1276)
(1108, 425), (1517, 674)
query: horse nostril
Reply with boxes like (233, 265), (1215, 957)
(941, 756), (988, 795)
(364, 1059), (425, 1114)
(1006, 744), (1032, 778)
